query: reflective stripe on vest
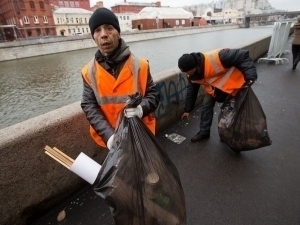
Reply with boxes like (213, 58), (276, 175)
(207, 51), (222, 74)
(203, 50), (245, 95)
(86, 54), (141, 105)
(207, 67), (235, 90)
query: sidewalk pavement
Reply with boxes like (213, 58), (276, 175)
(32, 38), (300, 225)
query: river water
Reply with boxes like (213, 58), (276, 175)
(0, 26), (274, 129)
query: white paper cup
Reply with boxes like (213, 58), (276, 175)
(69, 152), (101, 184)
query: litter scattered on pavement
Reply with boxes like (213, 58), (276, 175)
(165, 133), (186, 144)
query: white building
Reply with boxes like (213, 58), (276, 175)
(183, 0), (273, 16)
(115, 13), (137, 32)
(201, 7), (245, 24)
(53, 8), (93, 36)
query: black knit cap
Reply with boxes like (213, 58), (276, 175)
(178, 53), (198, 72)
(89, 8), (120, 36)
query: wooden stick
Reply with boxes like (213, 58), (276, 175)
(44, 145), (73, 167)
(45, 145), (71, 167)
(53, 147), (74, 163)
(45, 151), (70, 169)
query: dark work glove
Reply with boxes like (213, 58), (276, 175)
(243, 80), (255, 88)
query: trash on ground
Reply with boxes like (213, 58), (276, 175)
(166, 133), (186, 144)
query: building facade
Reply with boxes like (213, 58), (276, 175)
(132, 7), (194, 30)
(53, 7), (93, 36)
(49, 0), (91, 10)
(183, 0), (273, 17)
(115, 13), (137, 32)
(90, 1), (103, 11)
(201, 7), (245, 24)
(0, 0), (56, 41)
(111, 1), (161, 13)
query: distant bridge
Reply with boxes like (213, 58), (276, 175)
(238, 11), (300, 28)
(246, 11), (300, 18)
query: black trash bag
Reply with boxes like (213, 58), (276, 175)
(94, 92), (186, 225)
(218, 87), (272, 152)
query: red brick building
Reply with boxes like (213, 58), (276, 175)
(0, 0), (56, 41)
(50, 0), (91, 10)
(90, 1), (103, 11)
(132, 7), (194, 30)
(111, 1), (161, 13)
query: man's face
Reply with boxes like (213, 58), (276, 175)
(93, 24), (120, 56)
(183, 67), (197, 79)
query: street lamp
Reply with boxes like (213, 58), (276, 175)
(156, 12), (159, 29)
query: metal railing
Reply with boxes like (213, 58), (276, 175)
(257, 21), (292, 65)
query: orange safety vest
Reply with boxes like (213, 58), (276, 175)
(81, 54), (156, 147)
(200, 49), (246, 96)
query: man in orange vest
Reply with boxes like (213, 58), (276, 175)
(178, 49), (257, 142)
(81, 8), (160, 150)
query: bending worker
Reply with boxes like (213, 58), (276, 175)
(81, 8), (160, 150)
(178, 48), (258, 142)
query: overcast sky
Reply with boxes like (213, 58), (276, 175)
(90, 0), (300, 11)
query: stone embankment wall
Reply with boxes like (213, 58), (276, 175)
(0, 25), (238, 62)
(0, 35), (271, 225)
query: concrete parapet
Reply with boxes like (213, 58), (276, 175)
(0, 36), (271, 225)
(0, 25), (238, 62)
(0, 102), (107, 224)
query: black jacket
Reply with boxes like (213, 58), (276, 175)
(184, 48), (258, 112)
(81, 39), (160, 145)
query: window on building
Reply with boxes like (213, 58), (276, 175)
(19, 0), (25, 9)
(182, 20), (185, 25)
(123, 16), (126, 20)
(86, 27), (89, 32)
(77, 28), (80, 32)
(66, 17), (69, 23)
(57, 18), (60, 24)
(82, 28), (84, 33)
(39, 1), (44, 9)
(84, 18), (87, 23)
(43, 16), (48, 23)
(68, 29), (71, 34)
(70, 1), (74, 7)
(76, 18), (78, 23)
(29, 1), (35, 9)
(70, 18), (73, 23)
(58, 1), (63, 6)
(127, 16), (129, 20)
(33, 16), (39, 24)
(79, 18), (82, 23)
(175, 20), (179, 25)
(23, 16), (30, 24)
(64, 1), (69, 7)
(27, 30), (32, 37)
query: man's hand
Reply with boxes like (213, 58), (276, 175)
(124, 105), (143, 118)
(181, 112), (190, 119)
(191, 80), (201, 84)
(107, 134), (114, 150)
